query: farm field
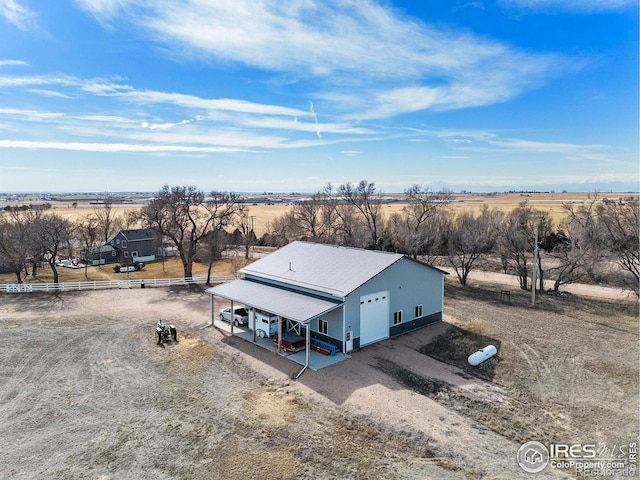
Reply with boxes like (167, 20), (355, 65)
(3, 192), (633, 237)
(1, 278), (637, 479)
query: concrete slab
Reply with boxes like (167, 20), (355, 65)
(212, 319), (350, 371)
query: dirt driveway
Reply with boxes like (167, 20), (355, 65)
(1, 284), (636, 479)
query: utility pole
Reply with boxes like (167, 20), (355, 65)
(249, 215), (256, 256)
(531, 224), (539, 307)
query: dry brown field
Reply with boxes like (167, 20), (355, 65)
(0, 256), (249, 285)
(1, 278), (637, 479)
(5, 192), (633, 237)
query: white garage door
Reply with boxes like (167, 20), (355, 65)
(359, 291), (389, 346)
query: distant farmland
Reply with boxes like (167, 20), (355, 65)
(3, 192), (633, 237)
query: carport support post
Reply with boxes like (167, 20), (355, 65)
(230, 300), (234, 334)
(210, 294), (213, 326)
(305, 321), (310, 368)
(252, 307), (256, 343)
(277, 315), (282, 354)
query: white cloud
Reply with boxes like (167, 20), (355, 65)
(0, 73), (311, 118)
(27, 89), (74, 99)
(117, 89), (310, 117)
(0, 108), (65, 120)
(141, 119), (191, 130)
(0, 139), (246, 153)
(0, 74), (80, 88)
(0, 0), (36, 30)
(487, 138), (613, 160)
(0, 59), (28, 67)
(74, 0), (131, 20)
(444, 138), (473, 144)
(73, 0), (569, 119)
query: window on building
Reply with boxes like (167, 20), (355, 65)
(116, 239), (120, 244)
(124, 251), (129, 258)
(319, 319), (328, 335)
(111, 251), (116, 257)
(393, 311), (402, 325)
(122, 240), (127, 248)
(131, 251), (138, 258)
(415, 305), (423, 318)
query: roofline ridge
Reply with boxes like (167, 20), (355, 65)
(291, 240), (404, 257)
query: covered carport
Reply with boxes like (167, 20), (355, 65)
(206, 279), (346, 376)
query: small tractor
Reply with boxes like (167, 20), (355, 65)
(155, 320), (177, 344)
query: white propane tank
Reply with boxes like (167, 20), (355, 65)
(468, 345), (497, 366)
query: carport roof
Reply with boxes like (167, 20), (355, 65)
(206, 279), (342, 323)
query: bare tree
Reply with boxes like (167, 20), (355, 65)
(596, 197), (639, 292)
(445, 207), (501, 286)
(549, 197), (601, 294)
(288, 193), (327, 242)
(277, 186), (341, 244)
(236, 208), (259, 259)
(140, 185), (242, 278)
(200, 229), (230, 285)
(0, 214), (26, 283)
(534, 213), (554, 293)
(94, 201), (123, 244)
(332, 199), (361, 246)
(338, 180), (384, 248)
(261, 216), (292, 247)
(75, 215), (101, 279)
(0, 210), (42, 283)
(33, 214), (74, 284)
(398, 185), (452, 259)
(498, 206), (529, 290)
(122, 209), (142, 230)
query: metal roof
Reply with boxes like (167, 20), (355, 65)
(117, 228), (161, 242)
(206, 279), (342, 323)
(239, 241), (406, 297)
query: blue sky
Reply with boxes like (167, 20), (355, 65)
(0, 0), (637, 193)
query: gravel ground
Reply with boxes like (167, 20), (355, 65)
(0, 281), (637, 479)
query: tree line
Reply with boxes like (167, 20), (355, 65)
(258, 181), (639, 295)
(0, 183), (637, 296)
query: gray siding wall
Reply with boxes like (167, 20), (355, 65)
(311, 306), (344, 342)
(346, 258), (444, 343)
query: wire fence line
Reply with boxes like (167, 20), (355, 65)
(2, 275), (236, 294)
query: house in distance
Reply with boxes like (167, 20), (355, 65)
(207, 241), (447, 369)
(107, 228), (163, 264)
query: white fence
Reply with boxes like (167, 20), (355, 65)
(2, 275), (236, 294)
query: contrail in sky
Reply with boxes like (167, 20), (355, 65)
(309, 100), (322, 140)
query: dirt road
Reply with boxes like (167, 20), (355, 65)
(441, 267), (637, 302)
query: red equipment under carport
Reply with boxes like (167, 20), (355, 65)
(273, 332), (306, 353)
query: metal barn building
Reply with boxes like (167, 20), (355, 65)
(206, 241), (446, 371)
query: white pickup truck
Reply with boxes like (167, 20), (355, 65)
(219, 306), (249, 326)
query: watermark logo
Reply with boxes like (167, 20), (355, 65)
(517, 441), (550, 473)
(517, 441), (637, 476)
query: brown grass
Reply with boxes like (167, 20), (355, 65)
(0, 257), (244, 284)
(462, 319), (487, 335)
(7, 192), (632, 237)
